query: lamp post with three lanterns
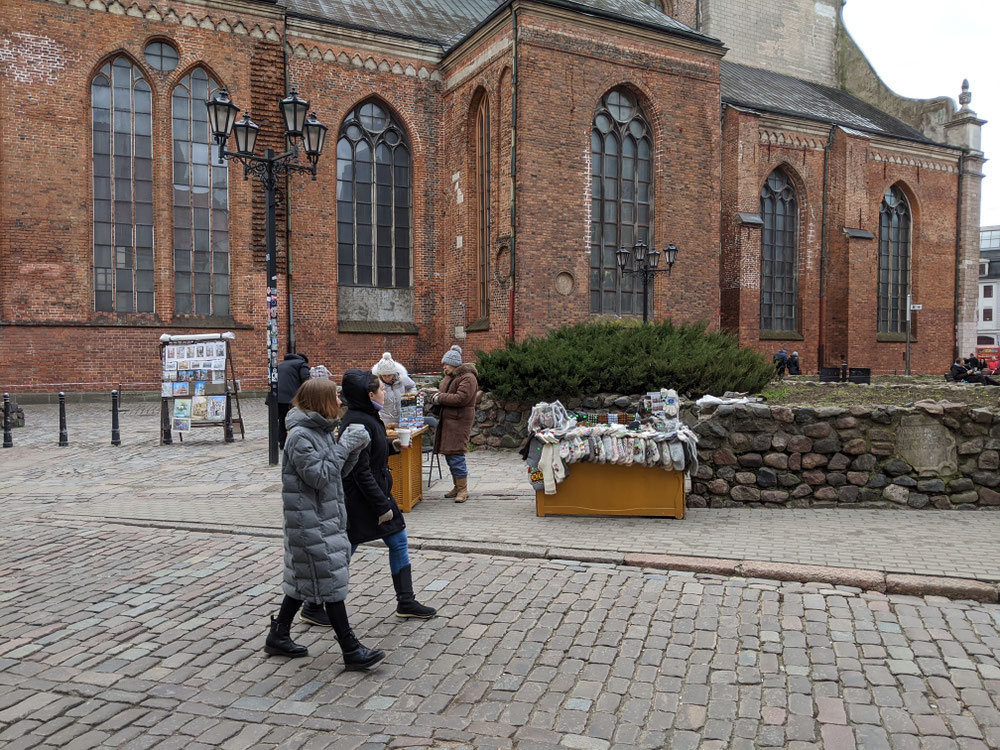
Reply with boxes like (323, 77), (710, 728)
(205, 88), (328, 465)
(615, 241), (679, 324)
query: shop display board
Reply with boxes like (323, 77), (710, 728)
(158, 332), (245, 444)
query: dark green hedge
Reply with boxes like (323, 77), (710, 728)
(476, 320), (774, 403)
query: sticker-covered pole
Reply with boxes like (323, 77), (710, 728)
(58, 392), (68, 447)
(2, 393), (12, 448)
(224, 387), (235, 444)
(111, 389), (121, 446)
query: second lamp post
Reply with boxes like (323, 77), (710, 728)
(616, 241), (679, 324)
(205, 87), (328, 466)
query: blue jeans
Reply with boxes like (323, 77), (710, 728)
(351, 528), (410, 574)
(445, 453), (468, 478)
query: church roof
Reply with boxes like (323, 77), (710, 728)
(284, 0), (716, 50)
(720, 61), (937, 144)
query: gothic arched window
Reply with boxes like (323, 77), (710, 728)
(878, 186), (911, 334)
(475, 93), (491, 319)
(590, 88), (652, 315)
(91, 56), (154, 313)
(337, 100), (411, 288)
(172, 68), (229, 316)
(760, 169), (798, 332)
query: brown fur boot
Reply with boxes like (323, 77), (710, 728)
(453, 477), (469, 503)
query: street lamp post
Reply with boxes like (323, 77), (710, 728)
(206, 88), (328, 466)
(615, 241), (679, 324)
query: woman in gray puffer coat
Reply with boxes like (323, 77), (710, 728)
(264, 378), (386, 671)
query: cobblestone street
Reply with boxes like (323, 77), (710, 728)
(3, 401), (1000, 748)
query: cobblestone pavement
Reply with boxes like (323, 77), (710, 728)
(3, 401), (1000, 582)
(5, 515), (1000, 749)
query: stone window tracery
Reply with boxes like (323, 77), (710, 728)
(91, 56), (154, 313)
(760, 169), (798, 332)
(171, 67), (229, 316)
(878, 185), (911, 334)
(590, 88), (652, 315)
(337, 100), (411, 288)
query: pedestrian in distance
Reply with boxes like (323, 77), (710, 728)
(428, 345), (479, 503)
(264, 378), (387, 671)
(371, 352), (417, 428)
(274, 352), (311, 450)
(773, 348), (788, 377)
(787, 351), (801, 376)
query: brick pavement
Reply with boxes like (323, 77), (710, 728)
(4, 516), (1000, 748)
(3, 401), (1000, 583)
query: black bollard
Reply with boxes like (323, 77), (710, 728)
(160, 397), (172, 445)
(111, 389), (121, 446)
(224, 387), (234, 443)
(58, 392), (68, 446)
(2, 393), (12, 448)
(840, 358), (848, 383)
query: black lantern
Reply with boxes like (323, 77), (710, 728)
(616, 246), (632, 273)
(232, 112), (260, 156)
(280, 88), (310, 137)
(632, 241), (648, 264)
(665, 242), (679, 272)
(205, 89), (239, 142)
(647, 246), (662, 269)
(302, 112), (328, 159)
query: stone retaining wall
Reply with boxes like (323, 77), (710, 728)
(471, 394), (1000, 509)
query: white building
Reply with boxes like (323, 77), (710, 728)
(979, 226), (1000, 346)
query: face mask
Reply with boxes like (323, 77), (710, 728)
(370, 399), (383, 411)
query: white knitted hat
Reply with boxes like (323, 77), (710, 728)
(441, 345), (463, 367)
(375, 352), (397, 376)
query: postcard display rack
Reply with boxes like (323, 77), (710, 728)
(158, 333), (245, 444)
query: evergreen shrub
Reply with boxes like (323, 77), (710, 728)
(476, 320), (774, 403)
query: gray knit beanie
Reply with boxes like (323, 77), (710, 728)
(441, 344), (463, 367)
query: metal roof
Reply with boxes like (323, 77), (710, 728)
(720, 61), (937, 144)
(284, 0), (715, 50)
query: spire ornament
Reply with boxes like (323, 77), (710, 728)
(958, 79), (973, 113)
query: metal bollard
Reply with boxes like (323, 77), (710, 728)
(58, 392), (68, 446)
(111, 389), (121, 446)
(840, 359), (848, 383)
(160, 397), (172, 445)
(2, 393), (12, 448)
(224, 388), (234, 443)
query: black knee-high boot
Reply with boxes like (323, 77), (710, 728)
(325, 600), (386, 671)
(264, 596), (308, 658)
(392, 566), (437, 619)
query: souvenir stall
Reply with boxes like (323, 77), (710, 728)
(386, 392), (427, 513)
(523, 391), (695, 519)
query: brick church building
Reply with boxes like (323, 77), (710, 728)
(0, 0), (986, 390)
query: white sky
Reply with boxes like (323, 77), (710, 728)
(842, 0), (999, 226)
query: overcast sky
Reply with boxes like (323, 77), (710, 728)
(842, 0), (999, 227)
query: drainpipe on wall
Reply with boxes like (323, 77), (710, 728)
(283, 46), (296, 354)
(508, 6), (518, 342)
(953, 148), (966, 361)
(818, 124), (836, 368)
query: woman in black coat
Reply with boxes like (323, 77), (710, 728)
(301, 369), (435, 625)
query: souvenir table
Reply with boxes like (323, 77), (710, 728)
(387, 425), (429, 513)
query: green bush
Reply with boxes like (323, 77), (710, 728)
(476, 320), (774, 402)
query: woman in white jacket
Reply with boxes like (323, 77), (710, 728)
(371, 352), (416, 427)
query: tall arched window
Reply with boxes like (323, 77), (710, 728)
(337, 100), (411, 288)
(172, 68), (229, 316)
(590, 88), (652, 315)
(475, 94), (491, 319)
(92, 56), (154, 313)
(760, 169), (798, 332)
(878, 185), (911, 334)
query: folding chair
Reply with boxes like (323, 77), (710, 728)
(422, 417), (443, 487)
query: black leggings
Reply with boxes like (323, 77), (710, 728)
(276, 595), (351, 638)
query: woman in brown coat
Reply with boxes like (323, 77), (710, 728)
(431, 345), (478, 503)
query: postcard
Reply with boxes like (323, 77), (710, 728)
(211, 370), (225, 384)
(161, 382), (173, 398)
(172, 381), (190, 397)
(212, 358), (225, 371)
(191, 396), (208, 420)
(165, 360), (178, 371)
(195, 344), (205, 358)
(173, 399), (192, 418)
(173, 417), (191, 433)
(185, 345), (197, 358)
(194, 381), (206, 396)
(177, 360), (190, 370)
(206, 395), (226, 421)
(215, 342), (227, 357)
